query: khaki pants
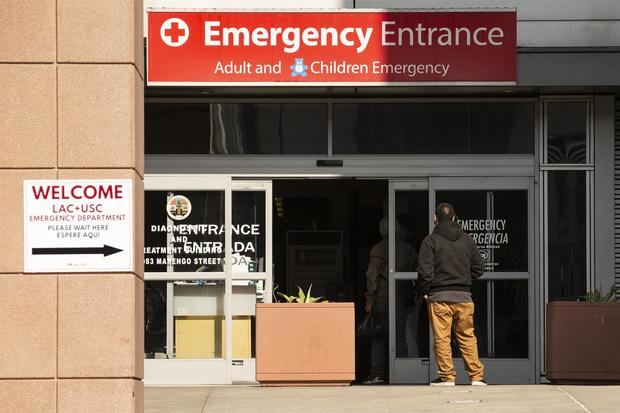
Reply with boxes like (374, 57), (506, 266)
(428, 301), (484, 382)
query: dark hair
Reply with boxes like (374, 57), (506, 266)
(435, 203), (455, 222)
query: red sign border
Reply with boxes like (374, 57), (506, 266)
(146, 8), (517, 87)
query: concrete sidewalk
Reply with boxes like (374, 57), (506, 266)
(145, 384), (620, 413)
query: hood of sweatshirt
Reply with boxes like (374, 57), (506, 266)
(433, 221), (464, 241)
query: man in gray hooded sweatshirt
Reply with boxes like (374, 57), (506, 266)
(417, 203), (486, 386)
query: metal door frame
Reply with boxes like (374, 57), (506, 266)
(388, 179), (431, 383)
(143, 175), (273, 385)
(389, 176), (536, 384)
(230, 179), (273, 383)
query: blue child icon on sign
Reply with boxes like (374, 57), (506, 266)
(290, 58), (308, 77)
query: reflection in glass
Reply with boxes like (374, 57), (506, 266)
(395, 280), (529, 360)
(547, 171), (587, 300)
(395, 191), (429, 265)
(451, 280), (528, 359)
(395, 280), (429, 358)
(145, 281), (167, 357)
(333, 102), (534, 154)
(493, 281), (528, 357)
(232, 191), (266, 273)
(393, 190), (429, 359)
(547, 102), (587, 164)
(469, 103), (535, 154)
(436, 190), (528, 272)
(470, 281), (488, 358)
(144, 191), (225, 273)
(146, 103), (328, 155)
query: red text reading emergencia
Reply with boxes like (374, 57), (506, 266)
(31, 184), (124, 200)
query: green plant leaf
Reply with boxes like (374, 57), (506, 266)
(297, 286), (306, 303)
(276, 284), (330, 304)
(584, 286), (617, 302)
(276, 292), (295, 303)
(603, 286), (616, 302)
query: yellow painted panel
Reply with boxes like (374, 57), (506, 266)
(175, 316), (223, 359)
(230, 317), (252, 359)
(175, 316), (252, 359)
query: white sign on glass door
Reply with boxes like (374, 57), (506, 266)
(23, 179), (133, 273)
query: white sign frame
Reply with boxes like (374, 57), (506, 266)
(23, 179), (134, 273)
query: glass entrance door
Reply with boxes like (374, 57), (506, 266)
(389, 177), (535, 384)
(389, 180), (431, 383)
(230, 180), (273, 383)
(143, 176), (272, 385)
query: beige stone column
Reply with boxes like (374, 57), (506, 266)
(0, 1), (144, 412)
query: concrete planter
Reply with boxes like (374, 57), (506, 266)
(256, 302), (355, 385)
(546, 301), (620, 382)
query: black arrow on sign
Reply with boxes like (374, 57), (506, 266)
(32, 245), (123, 257)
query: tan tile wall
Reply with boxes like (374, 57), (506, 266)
(58, 274), (143, 378)
(0, 66), (57, 168)
(0, 1), (56, 62)
(0, 380), (57, 413)
(58, 65), (144, 174)
(58, 379), (143, 413)
(0, 1), (144, 412)
(0, 275), (57, 378)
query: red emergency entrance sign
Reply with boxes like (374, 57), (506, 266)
(147, 9), (516, 86)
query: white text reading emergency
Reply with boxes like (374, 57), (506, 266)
(204, 21), (505, 53)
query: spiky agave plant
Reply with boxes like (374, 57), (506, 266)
(276, 284), (328, 303)
(583, 286), (616, 302)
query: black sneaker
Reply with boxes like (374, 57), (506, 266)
(430, 378), (455, 386)
(362, 375), (385, 385)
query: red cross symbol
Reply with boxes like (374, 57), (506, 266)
(165, 22), (185, 43)
(160, 18), (189, 47)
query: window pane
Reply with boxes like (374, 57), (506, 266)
(394, 190), (428, 269)
(232, 191), (266, 273)
(395, 279), (429, 358)
(145, 281), (167, 357)
(469, 103), (535, 154)
(493, 280), (528, 358)
(547, 102), (587, 164)
(231, 280), (266, 360)
(146, 103), (328, 154)
(435, 190), (528, 272)
(145, 191), (225, 273)
(470, 281), (489, 357)
(173, 280), (226, 359)
(445, 282), (488, 358)
(333, 103), (534, 154)
(547, 171), (587, 300)
(333, 103), (465, 154)
(450, 280), (528, 359)
(145, 279), (228, 359)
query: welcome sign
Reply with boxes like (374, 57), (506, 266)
(147, 9), (516, 86)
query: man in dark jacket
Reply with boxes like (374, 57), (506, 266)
(417, 203), (486, 386)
